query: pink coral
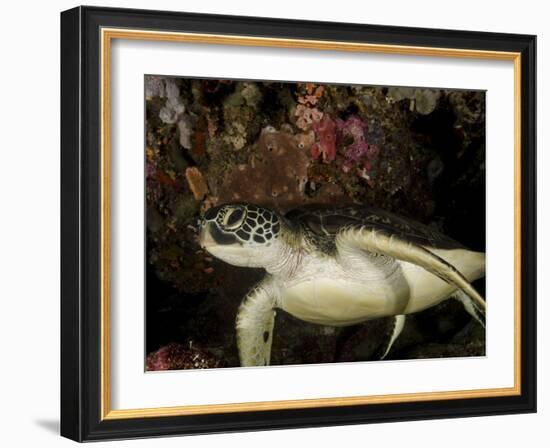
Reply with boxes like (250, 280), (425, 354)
(311, 115), (337, 163)
(295, 84), (326, 130)
(335, 115), (380, 186)
(343, 141), (371, 163)
(295, 104), (323, 130)
(337, 115), (367, 142)
(298, 95), (320, 106)
(146, 342), (222, 370)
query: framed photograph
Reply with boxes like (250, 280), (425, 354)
(60, 6), (536, 441)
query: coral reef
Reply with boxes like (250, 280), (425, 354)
(215, 126), (344, 213)
(386, 87), (441, 115)
(185, 167), (208, 200)
(294, 83), (324, 130)
(311, 115), (337, 163)
(145, 77), (486, 369)
(146, 342), (223, 370)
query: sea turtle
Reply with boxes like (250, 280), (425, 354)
(199, 202), (486, 367)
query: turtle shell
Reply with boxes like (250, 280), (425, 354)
(284, 204), (465, 254)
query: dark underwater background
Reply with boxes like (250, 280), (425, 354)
(144, 76), (485, 370)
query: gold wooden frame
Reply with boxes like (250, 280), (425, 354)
(100, 28), (522, 421)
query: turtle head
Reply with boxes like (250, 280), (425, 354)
(199, 203), (282, 268)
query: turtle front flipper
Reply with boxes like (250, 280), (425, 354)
(336, 226), (486, 312)
(236, 277), (278, 367)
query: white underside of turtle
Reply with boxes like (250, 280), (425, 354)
(199, 202), (486, 367)
(278, 247), (484, 326)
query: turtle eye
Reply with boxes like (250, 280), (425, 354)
(223, 207), (246, 230)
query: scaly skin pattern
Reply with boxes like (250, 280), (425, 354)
(235, 279), (277, 366)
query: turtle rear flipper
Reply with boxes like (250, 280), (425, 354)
(453, 290), (486, 328)
(236, 278), (278, 366)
